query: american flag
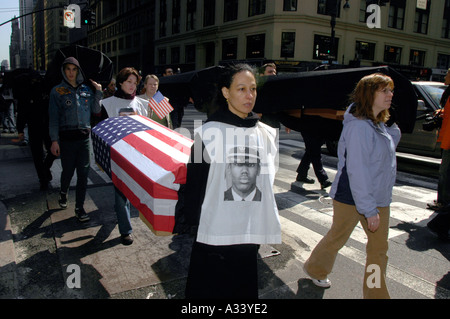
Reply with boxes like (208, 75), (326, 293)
(149, 91), (174, 120)
(92, 115), (193, 234)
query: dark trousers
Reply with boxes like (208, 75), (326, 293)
(171, 104), (184, 129)
(60, 138), (90, 209)
(185, 241), (259, 299)
(28, 126), (56, 184)
(297, 131), (328, 183)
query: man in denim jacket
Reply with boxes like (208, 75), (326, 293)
(49, 57), (102, 222)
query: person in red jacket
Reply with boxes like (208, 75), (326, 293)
(427, 69), (450, 240)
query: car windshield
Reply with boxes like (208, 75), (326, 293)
(421, 84), (447, 108)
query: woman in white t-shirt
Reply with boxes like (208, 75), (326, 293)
(99, 67), (148, 246)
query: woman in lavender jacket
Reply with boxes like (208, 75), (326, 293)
(304, 73), (401, 299)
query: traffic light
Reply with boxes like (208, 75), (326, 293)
(89, 9), (96, 25)
(81, 9), (89, 25)
(81, 9), (95, 26)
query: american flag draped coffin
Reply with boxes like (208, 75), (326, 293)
(92, 115), (193, 235)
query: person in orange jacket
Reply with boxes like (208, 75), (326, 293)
(427, 69), (450, 240)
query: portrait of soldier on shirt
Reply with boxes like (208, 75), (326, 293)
(224, 146), (262, 202)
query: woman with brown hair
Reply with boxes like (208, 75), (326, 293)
(100, 67), (148, 245)
(303, 73), (401, 299)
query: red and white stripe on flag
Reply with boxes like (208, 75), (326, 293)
(94, 115), (193, 234)
(149, 91), (174, 119)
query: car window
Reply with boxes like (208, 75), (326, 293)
(421, 85), (447, 109)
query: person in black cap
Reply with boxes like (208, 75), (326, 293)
(48, 57), (102, 222)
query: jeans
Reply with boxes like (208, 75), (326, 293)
(304, 200), (390, 299)
(1, 102), (16, 131)
(114, 187), (132, 235)
(60, 138), (90, 209)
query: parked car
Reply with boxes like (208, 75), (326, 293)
(396, 81), (446, 158)
(325, 81), (446, 158)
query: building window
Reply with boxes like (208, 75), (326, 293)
(160, 0), (167, 37)
(205, 42), (215, 67)
(283, 0), (297, 11)
(442, 0), (450, 38)
(318, 0), (341, 17)
(246, 34), (265, 58)
(248, 0), (266, 17)
(410, 49), (426, 66)
(414, 0), (430, 34)
(222, 38), (238, 60)
(172, 0), (181, 34)
(384, 45), (402, 64)
(388, 0), (406, 30)
(281, 32), (295, 58)
(313, 34), (339, 60)
(204, 0), (216, 27)
(186, 0), (196, 31)
(355, 40), (375, 60)
(185, 44), (196, 63)
(171, 47), (180, 64)
(159, 48), (167, 65)
(437, 53), (450, 69)
(359, 0), (366, 23)
(224, 0), (238, 22)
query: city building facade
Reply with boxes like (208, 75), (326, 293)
(151, 0), (450, 79)
(9, 18), (21, 69)
(87, 0), (156, 75)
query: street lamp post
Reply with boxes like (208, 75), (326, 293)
(328, 0), (350, 66)
(328, 0), (340, 65)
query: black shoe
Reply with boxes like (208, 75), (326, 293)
(296, 176), (315, 184)
(59, 192), (68, 209)
(75, 207), (90, 222)
(120, 234), (134, 245)
(321, 180), (332, 189)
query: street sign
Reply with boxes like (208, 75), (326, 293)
(63, 9), (75, 28)
(63, 4), (80, 28)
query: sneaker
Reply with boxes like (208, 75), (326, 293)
(120, 234), (134, 245)
(311, 277), (332, 288)
(296, 175), (315, 184)
(304, 266), (331, 288)
(321, 180), (332, 190)
(75, 207), (90, 222)
(58, 192), (68, 209)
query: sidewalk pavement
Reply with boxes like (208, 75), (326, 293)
(0, 131), (311, 300)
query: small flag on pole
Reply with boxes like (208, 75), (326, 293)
(149, 91), (174, 119)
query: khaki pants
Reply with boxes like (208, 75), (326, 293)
(304, 200), (390, 299)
